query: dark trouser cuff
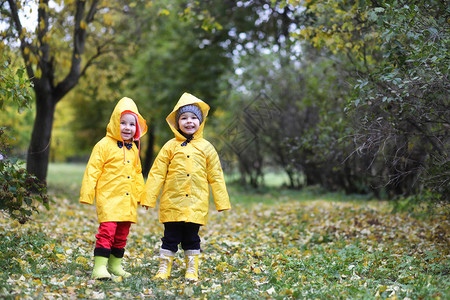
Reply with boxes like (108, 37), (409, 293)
(94, 247), (111, 258)
(111, 247), (125, 258)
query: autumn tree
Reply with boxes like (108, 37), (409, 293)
(283, 0), (449, 200)
(125, 0), (299, 175)
(352, 1), (449, 200)
(1, 0), (142, 183)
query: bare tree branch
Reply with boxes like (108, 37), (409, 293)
(54, 0), (100, 101)
(79, 39), (115, 78)
(6, 0), (34, 80)
(36, 0), (53, 91)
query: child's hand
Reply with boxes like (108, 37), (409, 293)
(142, 205), (149, 210)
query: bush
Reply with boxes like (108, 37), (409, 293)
(0, 54), (49, 223)
(0, 157), (49, 224)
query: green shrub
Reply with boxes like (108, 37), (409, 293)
(0, 56), (49, 224)
(0, 157), (49, 224)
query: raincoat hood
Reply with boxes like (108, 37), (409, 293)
(107, 97), (148, 141)
(166, 93), (210, 141)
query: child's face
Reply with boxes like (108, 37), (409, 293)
(178, 112), (200, 136)
(120, 113), (137, 142)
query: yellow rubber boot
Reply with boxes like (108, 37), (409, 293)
(92, 256), (112, 280)
(153, 249), (175, 280)
(185, 250), (200, 281)
(108, 254), (131, 278)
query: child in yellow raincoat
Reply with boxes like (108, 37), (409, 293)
(80, 97), (147, 280)
(142, 92), (230, 281)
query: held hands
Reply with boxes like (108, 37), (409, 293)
(142, 205), (149, 211)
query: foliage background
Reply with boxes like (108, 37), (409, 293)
(1, 0), (448, 201)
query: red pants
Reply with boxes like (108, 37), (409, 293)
(95, 222), (131, 249)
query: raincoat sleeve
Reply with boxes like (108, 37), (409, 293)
(136, 164), (145, 205)
(79, 143), (105, 205)
(141, 142), (172, 208)
(206, 143), (231, 211)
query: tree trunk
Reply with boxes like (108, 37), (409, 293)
(26, 94), (56, 183)
(7, 0), (100, 184)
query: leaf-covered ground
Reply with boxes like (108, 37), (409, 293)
(0, 191), (449, 299)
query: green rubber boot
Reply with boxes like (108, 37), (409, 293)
(108, 255), (131, 278)
(92, 256), (112, 280)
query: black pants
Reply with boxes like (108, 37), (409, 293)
(161, 222), (201, 253)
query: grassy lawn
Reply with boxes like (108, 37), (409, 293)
(0, 163), (448, 299)
(46, 162), (86, 197)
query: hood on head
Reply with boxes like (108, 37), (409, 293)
(166, 93), (210, 140)
(106, 97), (148, 141)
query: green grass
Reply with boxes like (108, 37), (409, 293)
(224, 170), (291, 187)
(47, 162), (375, 206)
(0, 163), (448, 299)
(47, 162), (86, 197)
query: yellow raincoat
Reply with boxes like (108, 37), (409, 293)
(80, 97), (148, 223)
(142, 93), (230, 225)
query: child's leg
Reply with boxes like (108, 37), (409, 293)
(180, 223), (201, 251)
(108, 222), (132, 277)
(161, 222), (183, 252)
(111, 221), (131, 253)
(92, 222), (117, 279)
(181, 223), (201, 281)
(95, 221), (117, 251)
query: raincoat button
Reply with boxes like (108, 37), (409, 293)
(187, 155), (190, 158)
(186, 194), (188, 197)
(128, 176), (130, 179)
(127, 160), (130, 163)
(126, 193), (129, 195)
(187, 174), (190, 176)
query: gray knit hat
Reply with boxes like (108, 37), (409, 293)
(176, 104), (203, 125)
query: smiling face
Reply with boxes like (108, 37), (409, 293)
(178, 112), (200, 136)
(120, 113), (137, 142)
